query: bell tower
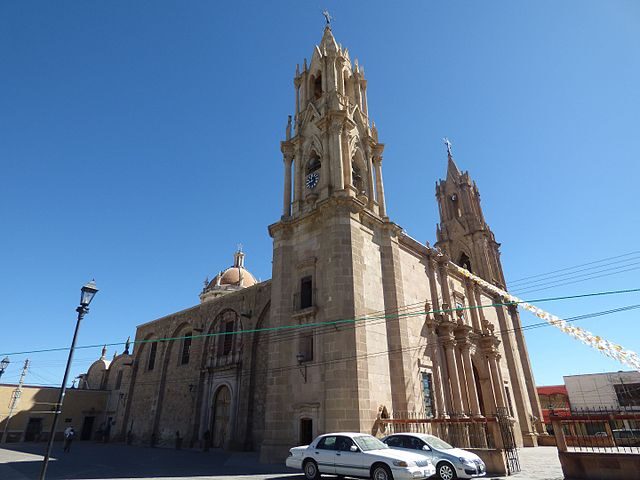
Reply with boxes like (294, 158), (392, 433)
(435, 140), (507, 288)
(280, 25), (387, 219)
(264, 24), (397, 461)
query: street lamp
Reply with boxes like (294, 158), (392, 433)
(0, 357), (9, 380)
(39, 280), (98, 480)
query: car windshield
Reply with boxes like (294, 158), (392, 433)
(354, 435), (389, 451)
(421, 435), (454, 450)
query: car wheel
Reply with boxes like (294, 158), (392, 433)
(304, 460), (320, 480)
(436, 462), (457, 480)
(372, 464), (393, 480)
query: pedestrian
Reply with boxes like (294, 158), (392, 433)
(63, 426), (75, 453)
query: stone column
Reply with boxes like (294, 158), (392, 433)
(487, 351), (506, 410)
(365, 146), (376, 209)
(372, 146), (386, 217)
(441, 326), (465, 416)
(464, 280), (481, 331)
(425, 303), (447, 418)
(329, 119), (344, 193)
(282, 153), (293, 217)
(293, 143), (303, 213)
(459, 340), (482, 417)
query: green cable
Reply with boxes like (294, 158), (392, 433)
(1, 286), (639, 357)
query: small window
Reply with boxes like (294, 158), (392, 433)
(300, 276), (313, 309)
(115, 370), (123, 390)
(64, 418), (72, 423)
(614, 383), (640, 407)
(148, 342), (157, 371)
(299, 334), (313, 362)
(422, 372), (434, 417)
(181, 332), (192, 365)
(307, 152), (321, 175)
(221, 321), (234, 356)
(316, 436), (337, 450)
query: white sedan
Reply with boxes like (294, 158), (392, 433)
(286, 432), (436, 480)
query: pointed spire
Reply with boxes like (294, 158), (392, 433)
(101, 345), (107, 359)
(443, 137), (461, 180)
(320, 24), (339, 53)
(124, 336), (131, 355)
(112, 351), (117, 361)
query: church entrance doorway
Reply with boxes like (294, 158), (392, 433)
(211, 385), (231, 448)
(300, 418), (313, 445)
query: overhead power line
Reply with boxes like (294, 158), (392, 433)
(120, 302), (640, 389)
(513, 266), (640, 295)
(1, 286), (639, 359)
(511, 256), (640, 288)
(508, 250), (640, 285)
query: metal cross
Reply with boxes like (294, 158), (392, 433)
(322, 10), (333, 25)
(443, 137), (453, 157)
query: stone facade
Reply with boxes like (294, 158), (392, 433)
(80, 25), (544, 460)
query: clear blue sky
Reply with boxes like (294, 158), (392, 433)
(1, 1), (639, 389)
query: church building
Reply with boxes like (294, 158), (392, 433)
(81, 25), (544, 461)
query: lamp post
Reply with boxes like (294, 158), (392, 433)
(39, 280), (98, 480)
(0, 357), (9, 380)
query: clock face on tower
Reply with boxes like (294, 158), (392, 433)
(306, 172), (319, 189)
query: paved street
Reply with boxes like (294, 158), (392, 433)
(0, 442), (564, 480)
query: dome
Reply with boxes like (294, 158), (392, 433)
(200, 248), (258, 302)
(211, 266), (257, 288)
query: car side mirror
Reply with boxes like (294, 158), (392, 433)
(422, 445), (430, 451)
(350, 445), (358, 452)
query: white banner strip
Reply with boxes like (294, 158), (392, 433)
(448, 260), (640, 371)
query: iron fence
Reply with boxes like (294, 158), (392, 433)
(381, 411), (496, 450)
(550, 406), (640, 453)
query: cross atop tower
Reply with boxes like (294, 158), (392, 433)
(322, 9), (333, 25)
(443, 137), (452, 157)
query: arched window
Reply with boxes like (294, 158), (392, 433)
(181, 331), (192, 365)
(352, 163), (364, 194)
(459, 253), (472, 273)
(313, 74), (322, 100)
(211, 310), (242, 359)
(307, 151), (321, 175)
(450, 193), (462, 218)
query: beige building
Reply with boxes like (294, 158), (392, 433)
(79, 25), (544, 460)
(564, 371), (640, 411)
(0, 383), (108, 443)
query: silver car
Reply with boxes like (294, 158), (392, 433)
(286, 432), (435, 480)
(382, 433), (485, 480)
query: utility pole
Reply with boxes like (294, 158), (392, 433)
(1, 359), (29, 443)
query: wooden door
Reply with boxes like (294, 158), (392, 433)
(212, 386), (231, 448)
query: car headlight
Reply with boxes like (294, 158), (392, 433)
(392, 460), (415, 467)
(459, 457), (475, 466)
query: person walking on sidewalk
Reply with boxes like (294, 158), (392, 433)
(63, 426), (75, 453)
